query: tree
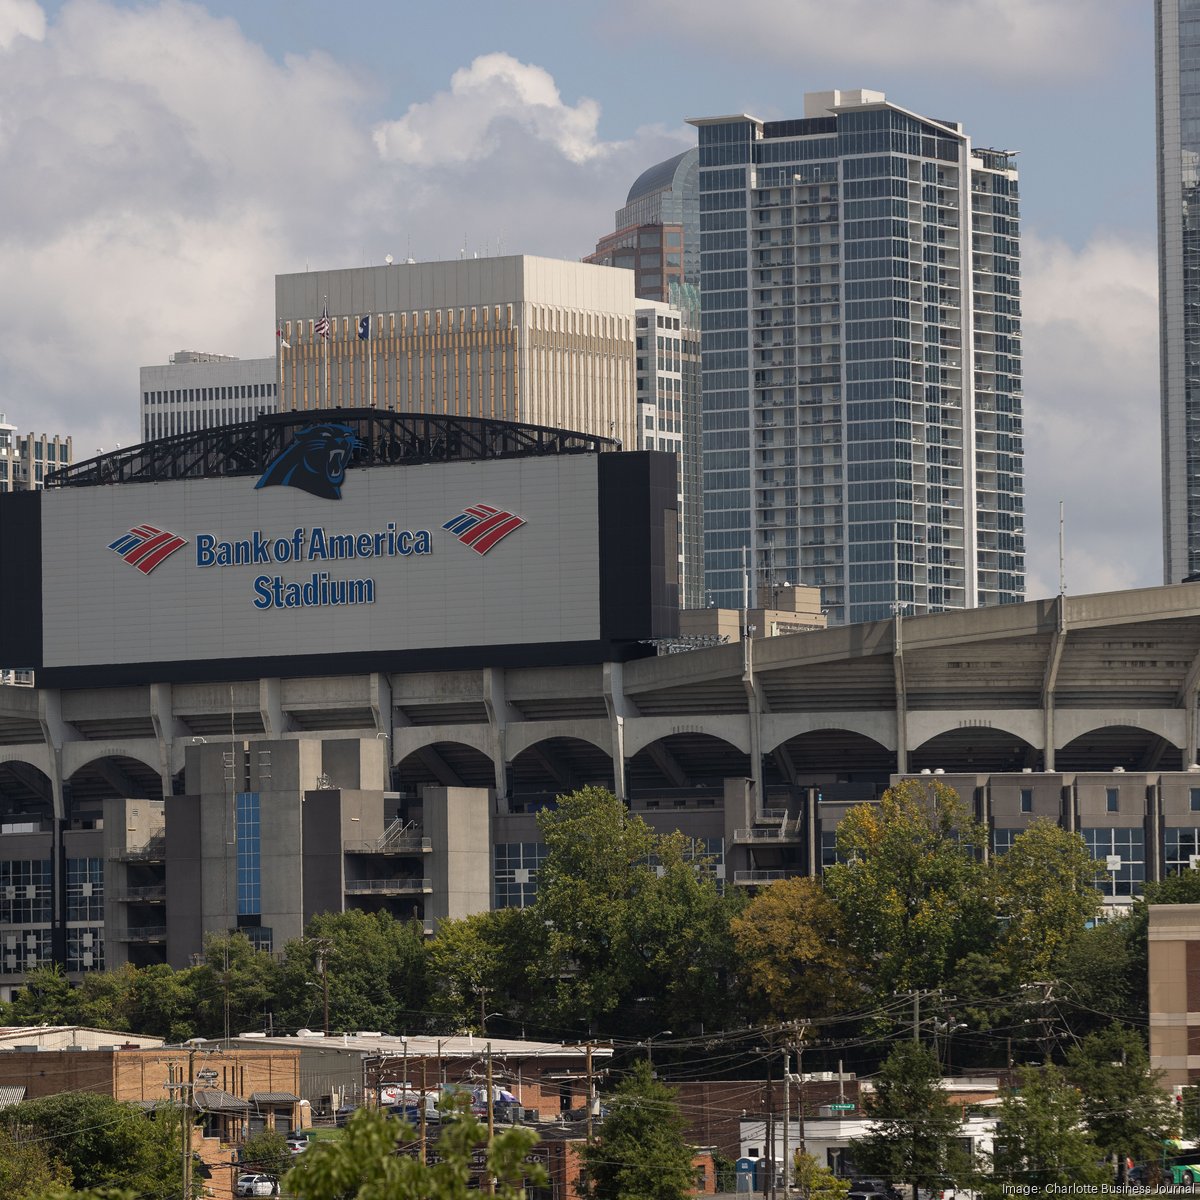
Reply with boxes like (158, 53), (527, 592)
(1065, 1022), (1177, 1182)
(426, 908), (531, 1030)
(731, 875), (861, 1020)
(284, 1104), (543, 1199)
(191, 930), (282, 1037)
(0, 1124), (72, 1198)
(126, 961), (203, 1042)
(993, 822), (1100, 981)
(1055, 914), (1145, 1037)
(793, 1151), (851, 1200)
(850, 1042), (971, 1200)
(0, 1092), (186, 1196)
(824, 781), (994, 995)
(981, 1065), (1107, 1199)
(529, 786), (738, 1035)
(277, 909), (428, 1034)
(0, 963), (79, 1026)
(580, 1059), (698, 1200)
(242, 1127), (292, 1178)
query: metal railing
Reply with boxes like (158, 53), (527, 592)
(118, 925), (167, 941)
(732, 870), (805, 885)
(345, 837), (431, 855)
(344, 878), (431, 895)
(110, 836), (167, 863)
(733, 826), (802, 843)
(114, 885), (167, 902)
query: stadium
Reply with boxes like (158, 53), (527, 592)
(0, 409), (1197, 995)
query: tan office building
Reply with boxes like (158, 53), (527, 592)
(1150, 902), (1200, 1088)
(274, 256), (637, 450)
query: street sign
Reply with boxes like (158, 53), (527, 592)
(827, 1103), (855, 1111)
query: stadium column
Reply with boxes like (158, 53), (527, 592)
(483, 669), (516, 813)
(37, 689), (71, 966)
(602, 662), (634, 802)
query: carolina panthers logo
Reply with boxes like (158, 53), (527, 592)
(255, 423), (362, 500)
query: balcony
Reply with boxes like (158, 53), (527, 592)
(114, 885), (167, 903)
(732, 869), (806, 886)
(110, 836), (166, 864)
(344, 878), (432, 896)
(117, 925), (167, 943)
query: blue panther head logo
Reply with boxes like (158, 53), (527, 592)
(255, 423), (362, 500)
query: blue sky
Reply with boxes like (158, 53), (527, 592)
(2, 0), (1158, 597)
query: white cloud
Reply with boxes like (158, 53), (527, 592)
(0, 4), (683, 453)
(629, 0), (1126, 81)
(0, 0), (44, 50)
(1019, 232), (1160, 598)
(373, 52), (612, 166)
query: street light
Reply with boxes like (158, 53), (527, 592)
(642, 1029), (673, 1067)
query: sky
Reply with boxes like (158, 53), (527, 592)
(0, 0), (1156, 600)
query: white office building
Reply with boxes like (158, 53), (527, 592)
(140, 350), (278, 442)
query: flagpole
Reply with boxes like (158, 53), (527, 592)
(370, 316), (376, 407)
(324, 302), (330, 408)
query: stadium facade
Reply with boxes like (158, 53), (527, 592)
(0, 412), (1197, 995)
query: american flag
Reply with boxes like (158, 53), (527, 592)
(315, 300), (330, 340)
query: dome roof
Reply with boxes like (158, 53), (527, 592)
(625, 149), (696, 205)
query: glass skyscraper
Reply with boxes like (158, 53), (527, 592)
(1158, 0), (1200, 582)
(690, 90), (1024, 622)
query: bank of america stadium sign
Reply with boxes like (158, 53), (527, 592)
(106, 502), (523, 612)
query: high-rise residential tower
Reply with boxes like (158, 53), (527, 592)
(690, 90), (1024, 622)
(1158, 0), (1200, 582)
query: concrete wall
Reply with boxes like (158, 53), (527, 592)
(425, 787), (491, 924)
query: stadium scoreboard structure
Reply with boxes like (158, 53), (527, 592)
(0, 411), (679, 685)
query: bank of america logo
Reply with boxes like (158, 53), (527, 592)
(108, 525), (188, 574)
(442, 503), (525, 555)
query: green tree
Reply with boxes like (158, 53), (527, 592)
(1065, 1022), (1177, 1182)
(427, 908), (530, 1030)
(528, 786), (738, 1035)
(850, 1042), (971, 1200)
(284, 1104), (543, 1199)
(277, 909), (428, 1034)
(731, 875), (861, 1020)
(0, 1092), (186, 1195)
(825, 781), (994, 995)
(242, 1127), (292, 1177)
(0, 1124), (72, 1198)
(993, 822), (1101, 981)
(793, 1151), (851, 1200)
(191, 930), (282, 1037)
(981, 1065), (1107, 1199)
(580, 1059), (697, 1200)
(1055, 913), (1145, 1037)
(0, 963), (79, 1026)
(126, 961), (202, 1042)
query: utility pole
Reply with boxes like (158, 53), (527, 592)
(419, 1056), (428, 1164)
(782, 1046), (790, 1197)
(320, 947), (330, 1036)
(486, 1041), (495, 1196)
(585, 1042), (595, 1146)
(183, 1048), (196, 1200)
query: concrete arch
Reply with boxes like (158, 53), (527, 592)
(623, 716), (752, 760)
(395, 723), (491, 762)
(906, 709), (1044, 752)
(509, 735), (615, 797)
(0, 746), (55, 778)
(1053, 710), (1186, 752)
(504, 719), (612, 762)
(761, 712), (896, 755)
(395, 740), (496, 790)
(910, 726), (1039, 774)
(626, 731), (753, 792)
(1056, 722), (1184, 773)
(63, 741), (162, 782)
(0, 758), (56, 823)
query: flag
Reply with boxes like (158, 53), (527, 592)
(276, 325), (291, 350)
(315, 300), (330, 340)
(358, 315), (370, 340)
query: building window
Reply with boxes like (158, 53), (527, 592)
(1082, 827), (1145, 898)
(494, 842), (547, 909)
(1, 928), (51, 974)
(1106, 788), (1120, 813)
(66, 927), (104, 972)
(992, 828), (1017, 857)
(66, 858), (103, 921)
(1019, 788), (1033, 814)
(1190, 788), (1200, 813)
(236, 792), (261, 916)
(1165, 828), (1200, 875)
(0, 859), (52, 923)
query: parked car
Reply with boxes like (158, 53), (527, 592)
(235, 1174), (279, 1197)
